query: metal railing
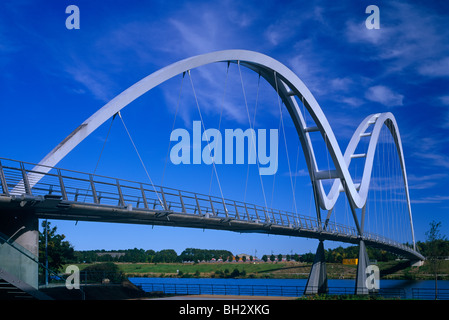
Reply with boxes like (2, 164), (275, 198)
(0, 157), (346, 230)
(411, 288), (449, 300)
(134, 282), (305, 297)
(131, 281), (411, 299)
(0, 157), (417, 256)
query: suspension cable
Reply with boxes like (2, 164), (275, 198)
(270, 111), (282, 208)
(209, 63), (230, 196)
(274, 71), (298, 215)
(94, 114), (116, 174)
(81, 115), (116, 204)
(292, 145), (300, 213)
(188, 69), (228, 213)
(118, 111), (165, 210)
(161, 72), (185, 185)
(238, 61), (268, 211)
(244, 73), (261, 202)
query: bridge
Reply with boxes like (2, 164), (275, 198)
(0, 50), (424, 299)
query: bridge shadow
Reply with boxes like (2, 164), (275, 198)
(259, 260), (412, 278)
(379, 260), (411, 277)
(254, 264), (311, 274)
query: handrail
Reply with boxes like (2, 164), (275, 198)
(0, 157), (419, 257)
(0, 231), (85, 298)
(130, 281), (410, 299)
(0, 230), (39, 265)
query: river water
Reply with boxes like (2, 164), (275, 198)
(129, 277), (449, 299)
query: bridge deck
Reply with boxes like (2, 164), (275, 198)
(0, 157), (423, 260)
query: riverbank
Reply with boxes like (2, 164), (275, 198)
(71, 260), (449, 281)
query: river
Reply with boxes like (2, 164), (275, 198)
(129, 277), (449, 299)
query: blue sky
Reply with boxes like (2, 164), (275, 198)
(1, 0), (448, 257)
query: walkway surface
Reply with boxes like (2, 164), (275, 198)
(147, 294), (297, 300)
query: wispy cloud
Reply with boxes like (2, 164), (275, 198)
(412, 151), (449, 170)
(412, 195), (449, 204)
(439, 96), (449, 105)
(63, 62), (118, 103)
(418, 57), (449, 78)
(408, 173), (448, 190)
(344, 2), (449, 79)
(365, 85), (404, 107)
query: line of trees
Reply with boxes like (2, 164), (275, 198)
(179, 248), (234, 262)
(72, 245), (406, 265)
(261, 253), (301, 262)
(74, 248), (176, 263)
(72, 248), (235, 264)
(324, 245), (396, 263)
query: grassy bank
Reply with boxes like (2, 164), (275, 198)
(68, 260), (449, 280)
(120, 261), (313, 279)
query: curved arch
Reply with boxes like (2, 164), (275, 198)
(27, 49), (415, 247)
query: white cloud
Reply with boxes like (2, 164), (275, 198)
(63, 62), (117, 103)
(418, 57), (449, 77)
(407, 173), (447, 190)
(287, 50), (327, 96)
(365, 85), (403, 107)
(414, 152), (449, 169)
(330, 77), (353, 92)
(341, 97), (364, 108)
(439, 96), (449, 105)
(345, 20), (386, 45)
(411, 195), (449, 204)
(411, 144), (449, 170)
(344, 2), (449, 78)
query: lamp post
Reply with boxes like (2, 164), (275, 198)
(45, 219), (48, 286)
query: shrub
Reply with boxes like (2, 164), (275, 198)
(81, 262), (124, 283)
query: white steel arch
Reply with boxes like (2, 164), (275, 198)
(27, 49), (415, 247)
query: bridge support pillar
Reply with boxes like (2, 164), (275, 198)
(355, 239), (371, 295)
(304, 240), (328, 295)
(0, 210), (39, 288)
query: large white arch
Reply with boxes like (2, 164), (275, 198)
(26, 49), (415, 247)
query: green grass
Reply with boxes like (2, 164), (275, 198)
(64, 260), (449, 280)
(66, 262), (305, 278)
(118, 262), (290, 276)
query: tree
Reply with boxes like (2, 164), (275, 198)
(123, 248), (147, 262)
(154, 249), (178, 263)
(300, 252), (315, 263)
(81, 262), (125, 283)
(39, 221), (75, 272)
(146, 249), (156, 263)
(425, 220), (447, 300)
(179, 248), (233, 262)
(231, 268), (240, 278)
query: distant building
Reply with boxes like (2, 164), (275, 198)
(342, 258), (358, 265)
(96, 252), (125, 258)
(235, 253), (258, 262)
